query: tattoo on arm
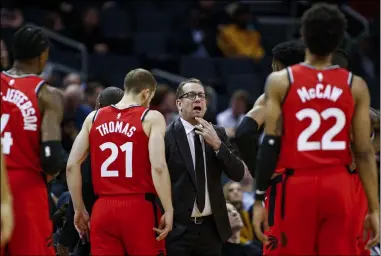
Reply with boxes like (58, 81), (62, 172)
(38, 85), (64, 141)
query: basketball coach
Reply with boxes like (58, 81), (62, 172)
(165, 78), (245, 256)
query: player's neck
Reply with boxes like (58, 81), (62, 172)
(116, 94), (142, 108)
(228, 232), (241, 244)
(11, 61), (39, 75)
(304, 50), (333, 69)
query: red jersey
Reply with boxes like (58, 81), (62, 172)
(0, 71), (44, 172)
(278, 63), (354, 169)
(89, 105), (155, 196)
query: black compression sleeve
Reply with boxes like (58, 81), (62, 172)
(235, 116), (259, 138)
(40, 141), (68, 175)
(254, 134), (281, 200)
(235, 117), (261, 176)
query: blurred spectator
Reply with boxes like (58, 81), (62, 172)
(62, 73), (82, 88)
(217, 90), (249, 137)
(150, 84), (178, 124)
(62, 84), (92, 150)
(84, 81), (104, 109)
(240, 168), (255, 211)
(222, 202), (262, 256)
(223, 181), (255, 244)
(1, 40), (10, 70)
(43, 11), (69, 36)
(217, 3), (265, 61)
(1, 8), (24, 29)
(71, 6), (109, 54)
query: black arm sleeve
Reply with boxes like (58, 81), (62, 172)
(235, 117), (261, 177)
(40, 141), (68, 175)
(254, 134), (281, 200)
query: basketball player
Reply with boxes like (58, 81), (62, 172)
(57, 86), (124, 256)
(252, 4), (379, 255)
(1, 25), (66, 255)
(66, 69), (173, 256)
(1, 149), (13, 247)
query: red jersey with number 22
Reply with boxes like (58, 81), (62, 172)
(278, 63), (354, 169)
(89, 105), (155, 196)
(0, 71), (44, 173)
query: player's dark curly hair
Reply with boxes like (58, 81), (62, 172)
(272, 40), (306, 67)
(301, 3), (347, 56)
(332, 49), (350, 69)
(12, 25), (50, 60)
(97, 86), (124, 109)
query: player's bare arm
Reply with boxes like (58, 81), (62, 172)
(38, 85), (66, 180)
(351, 76), (380, 248)
(143, 110), (173, 241)
(1, 149), (13, 246)
(253, 70), (289, 243)
(66, 111), (95, 212)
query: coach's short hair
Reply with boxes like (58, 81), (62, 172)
(272, 40), (306, 67)
(12, 25), (50, 60)
(176, 78), (204, 99)
(97, 87), (124, 109)
(332, 49), (350, 69)
(302, 3), (347, 56)
(124, 69), (157, 94)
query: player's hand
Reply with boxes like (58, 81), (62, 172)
(1, 202), (14, 247)
(253, 200), (269, 244)
(195, 117), (221, 151)
(364, 211), (380, 250)
(153, 211), (173, 241)
(74, 210), (90, 241)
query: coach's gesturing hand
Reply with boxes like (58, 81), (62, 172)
(253, 200), (269, 244)
(74, 210), (90, 241)
(195, 117), (221, 151)
(153, 211), (173, 241)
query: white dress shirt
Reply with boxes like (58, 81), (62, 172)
(180, 118), (212, 217)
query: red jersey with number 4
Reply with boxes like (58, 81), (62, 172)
(278, 63), (354, 169)
(89, 105), (155, 196)
(0, 71), (44, 172)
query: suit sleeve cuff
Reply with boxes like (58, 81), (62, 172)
(215, 142), (229, 159)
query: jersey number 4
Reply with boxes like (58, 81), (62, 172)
(99, 142), (133, 177)
(296, 108), (346, 151)
(1, 114), (13, 155)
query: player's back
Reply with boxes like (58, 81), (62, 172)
(0, 71), (44, 172)
(89, 105), (155, 196)
(278, 63), (354, 169)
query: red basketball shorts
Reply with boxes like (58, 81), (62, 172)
(90, 193), (165, 256)
(279, 166), (357, 255)
(352, 172), (370, 256)
(263, 173), (284, 256)
(4, 170), (55, 256)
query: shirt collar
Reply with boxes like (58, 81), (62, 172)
(180, 118), (195, 135)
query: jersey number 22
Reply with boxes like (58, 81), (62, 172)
(100, 142), (133, 177)
(296, 108), (346, 151)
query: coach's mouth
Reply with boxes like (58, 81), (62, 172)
(193, 106), (202, 112)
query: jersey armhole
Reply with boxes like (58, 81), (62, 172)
(347, 72), (353, 88)
(141, 109), (150, 122)
(281, 67), (293, 105)
(92, 109), (101, 123)
(35, 80), (46, 96)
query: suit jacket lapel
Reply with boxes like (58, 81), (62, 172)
(174, 118), (197, 187)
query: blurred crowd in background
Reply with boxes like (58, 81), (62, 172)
(0, 0), (379, 254)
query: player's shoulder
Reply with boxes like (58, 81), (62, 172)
(265, 69), (289, 94)
(144, 109), (165, 123)
(254, 94), (265, 107)
(38, 84), (63, 101)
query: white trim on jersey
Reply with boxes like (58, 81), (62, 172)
(140, 108), (149, 121)
(35, 80), (45, 94)
(347, 72), (353, 86)
(287, 67), (294, 84)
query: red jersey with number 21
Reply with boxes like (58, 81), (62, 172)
(89, 105), (155, 196)
(278, 63), (354, 169)
(0, 71), (44, 173)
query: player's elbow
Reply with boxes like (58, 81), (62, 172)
(66, 161), (79, 175)
(151, 162), (168, 175)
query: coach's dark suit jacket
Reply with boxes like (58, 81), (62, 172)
(165, 118), (245, 242)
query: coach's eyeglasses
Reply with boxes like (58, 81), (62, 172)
(178, 91), (207, 100)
